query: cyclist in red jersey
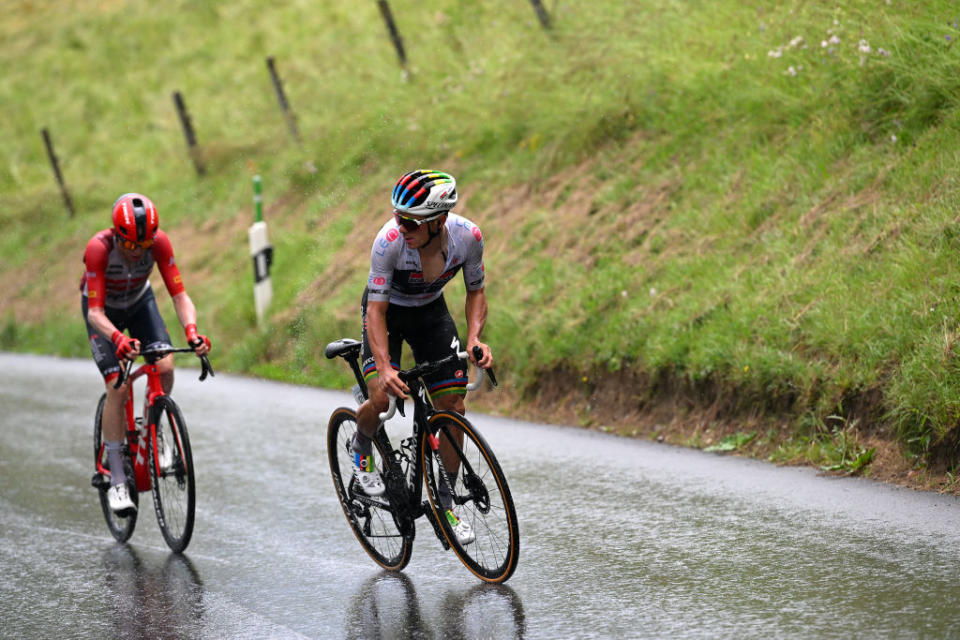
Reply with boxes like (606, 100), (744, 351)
(80, 193), (211, 514)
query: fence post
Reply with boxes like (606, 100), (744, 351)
(172, 91), (205, 176)
(40, 128), (75, 217)
(528, 0), (551, 29)
(376, 0), (408, 69)
(266, 56), (302, 144)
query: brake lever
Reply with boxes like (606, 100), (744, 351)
(471, 346), (498, 388)
(198, 354), (215, 381)
(113, 359), (133, 389)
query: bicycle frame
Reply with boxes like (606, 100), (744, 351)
(333, 342), (487, 541)
(95, 348), (210, 493)
(93, 361), (164, 492)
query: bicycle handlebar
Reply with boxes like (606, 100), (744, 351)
(113, 346), (215, 389)
(378, 350), (496, 423)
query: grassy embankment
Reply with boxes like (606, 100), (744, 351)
(4, 1), (960, 487)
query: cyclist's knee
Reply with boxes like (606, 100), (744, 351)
(366, 379), (390, 414)
(435, 394), (465, 414)
(157, 354), (174, 391)
(105, 376), (129, 397)
(156, 354), (174, 376)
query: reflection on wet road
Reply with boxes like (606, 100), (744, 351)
(2, 353), (960, 638)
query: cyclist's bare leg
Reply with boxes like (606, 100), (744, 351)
(102, 377), (130, 442)
(433, 394), (467, 505)
(356, 375), (389, 441)
(103, 376), (131, 485)
(156, 353), (175, 394)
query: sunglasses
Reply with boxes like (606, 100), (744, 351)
(393, 210), (446, 232)
(118, 236), (154, 251)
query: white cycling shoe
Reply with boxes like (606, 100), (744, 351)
(107, 483), (136, 515)
(446, 510), (476, 546)
(352, 455), (386, 497)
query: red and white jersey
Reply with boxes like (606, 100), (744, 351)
(80, 229), (186, 310)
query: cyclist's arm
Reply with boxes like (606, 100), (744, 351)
(170, 291), (210, 356)
(366, 300), (408, 398)
(170, 291), (198, 331)
(465, 288), (492, 368)
(86, 306), (122, 343)
(83, 234), (132, 351)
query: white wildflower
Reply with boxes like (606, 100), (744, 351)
(789, 35), (805, 48)
(768, 47), (783, 58)
(891, 134), (898, 143)
(621, 290), (628, 298)
(786, 65), (798, 76)
(829, 34), (841, 45)
(858, 39), (871, 53)
(821, 40), (829, 48)
(650, 288), (657, 296)
(877, 48), (891, 56)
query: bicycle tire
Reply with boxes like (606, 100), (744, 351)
(93, 393), (139, 542)
(327, 407), (413, 571)
(148, 396), (196, 553)
(423, 411), (520, 583)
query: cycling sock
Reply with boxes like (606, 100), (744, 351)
(351, 431), (372, 457)
(439, 469), (458, 511)
(105, 441), (127, 486)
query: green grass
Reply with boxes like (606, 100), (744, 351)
(6, 1), (960, 472)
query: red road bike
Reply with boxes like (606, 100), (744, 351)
(91, 346), (213, 552)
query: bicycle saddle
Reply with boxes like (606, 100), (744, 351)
(325, 338), (362, 360)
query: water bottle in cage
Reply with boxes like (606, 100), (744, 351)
(352, 383), (365, 406)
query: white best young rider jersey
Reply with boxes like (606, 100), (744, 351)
(366, 213), (485, 307)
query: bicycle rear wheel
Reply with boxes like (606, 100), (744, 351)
(328, 407), (413, 571)
(93, 393), (138, 542)
(148, 396), (195, 553)
(423, 411), (520, 583)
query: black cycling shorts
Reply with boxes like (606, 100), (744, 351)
(81, 287), (172, 380)
(360, 288), (467, 399)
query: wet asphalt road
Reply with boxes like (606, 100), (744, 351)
(3, 352), (960, 639)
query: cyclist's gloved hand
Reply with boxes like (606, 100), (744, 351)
(185, 323), (211, 355)
(111, 330), (140, 361)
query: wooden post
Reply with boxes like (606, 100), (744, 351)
(40, 128), (75, 217)
(528, 0), (551, 29)
(172, 91), (205, 176)
(376, 0), (407, 68)
(266, 56), (302, 144)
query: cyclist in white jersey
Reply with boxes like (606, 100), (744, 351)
(353, 170), (492, 545)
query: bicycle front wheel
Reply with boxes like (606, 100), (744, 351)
(148, 396), (196, 553)
(93, 393), (138, 542)
(423, 411), (520, 583)
(328, 407), (413, 571)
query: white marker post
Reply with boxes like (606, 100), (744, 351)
(248, 175), (273, 325)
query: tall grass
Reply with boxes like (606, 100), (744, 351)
(5, 1), (960, 465)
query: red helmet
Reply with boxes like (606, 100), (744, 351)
(112, 193), (159, 245)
